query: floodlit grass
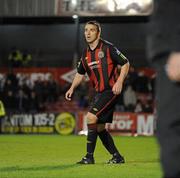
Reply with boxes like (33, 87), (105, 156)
(0, 135), (162, 178)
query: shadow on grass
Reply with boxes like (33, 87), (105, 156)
(0, 164), (80, 172)
(127, 159), (159, 164)
(0, 160), (160, 172)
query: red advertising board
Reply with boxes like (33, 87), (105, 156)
(106, 112), (137, 136)
(0, 67), (71, 85)
(76, 112), (156, 136)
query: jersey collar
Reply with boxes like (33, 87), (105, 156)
(87, 39), (102, 52)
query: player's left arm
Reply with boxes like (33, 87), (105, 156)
(110, 45), (130, 95)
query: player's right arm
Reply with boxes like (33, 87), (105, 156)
(65, 58), (86, 101)
(65, 73), (84, 100)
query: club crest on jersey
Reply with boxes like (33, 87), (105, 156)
(85, 57), (88, 62)
(98, 51), (104, 59)
(93, 108), (98, 112)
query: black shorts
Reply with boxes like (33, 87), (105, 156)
(89, 90), (118, 123)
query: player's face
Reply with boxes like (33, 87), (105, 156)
(84, 24), (100, 44)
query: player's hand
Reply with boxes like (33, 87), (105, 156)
(112, 81), (123, 95)
(65, 88), (74, 101)
(166, 53), (180, 82)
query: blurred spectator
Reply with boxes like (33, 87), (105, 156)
(78, 95), (89, 108)
(46, 75), (59, 103)
(149, 73), (156, 98)
(2, 71), (18, 112)
(8, 47), (32, 67)
(0, 67), (155, 113)
(8, 47), (23, 67)
(6, 70), (18, 88)
(16, 79), (31, 112)
(33, 76), (44, 111)
(0, 100), (6, 133)
(115, 89), (125, 112)
(134, 99), (143, 113)
(22, 50), (32, 67)
(28, 90), (39, 112)
(0, 74), (5, 100)
(123, 85), (137, 112)
(76, 81), (88, 95)
(17, 73), (34, 90)
(142, 100), (153, 113)
(126, 66), (138, 90)
(4, 90), (16, 112)
(42, 80), (50, 103)
(75, 81), (89, 108)
(16, 88), (29, 112)
(135, 71), (150, 93)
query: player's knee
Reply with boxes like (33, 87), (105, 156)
(86, 112), (97, 124)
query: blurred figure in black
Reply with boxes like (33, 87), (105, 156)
(142, 99), (153, 113)
(135, 71), (150, 93)
(126, 66), (138, 91)
(3, 79), (17, 113)
(17, 80), (30, 112)
(147, 0), (180, 177)
(16, 88), (29, 112)
(6, 69), (18, 88)
(46, 75), (59, 103)
(29, 90), (39, 112)
(33, 76), (44, 111)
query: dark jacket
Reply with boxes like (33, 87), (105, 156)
(147, 0), (180, 62)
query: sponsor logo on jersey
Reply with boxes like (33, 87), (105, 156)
(88, 61), (99, 66)
(87, 61), (100, 69)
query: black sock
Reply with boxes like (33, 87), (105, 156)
(86, 124), (97, 159)
(98, 129), (121, 157)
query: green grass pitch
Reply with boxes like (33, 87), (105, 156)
(0, 135), (162, 178)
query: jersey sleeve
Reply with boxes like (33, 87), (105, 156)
(77, 58), (86, 75)
(109, 45), (129, 66)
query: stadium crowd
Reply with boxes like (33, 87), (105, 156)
(0, 67), (155, 114)
(0, 70), (60, 113)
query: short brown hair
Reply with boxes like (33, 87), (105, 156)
(85, 21), (101, 32)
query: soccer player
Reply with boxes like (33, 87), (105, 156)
(65, 21), (130, 164)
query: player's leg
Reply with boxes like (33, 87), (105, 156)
(92, 90), (124, 164)
(97, 124), (125, 164)
(77, 112), (98, 164)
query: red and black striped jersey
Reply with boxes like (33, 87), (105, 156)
(77, 39), (129, 92)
